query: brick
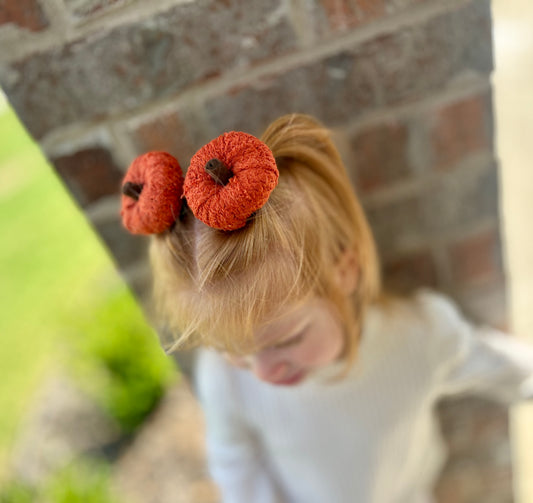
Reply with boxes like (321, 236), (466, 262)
(448, 228), (503, 286)
(349, 119), (411, 193)
(200, 50), (373, 134)
(422, 164), (499, 236)
(202, 67), (322, 137)
(203, 0), (493, 134)
(437, 397), (510, 455)
(366, 165), (500, 270)
(382, 249), (438, 293)
(128, 108), (211, 168)
(84, 196), (148, 268)
(435, 456), (512, 503)
(120, 262), (152, 304)
(52, 146), (123, 207)
(435, 397), (512, 503)
(0, 0), (49, 32)
(430, 93), (493, 170)
(63, 0), (124, 19)
(455, 282), (508, 329)
(92, 215), (148, 267)
(309, 0), (386, 35)
(1, 0), (297, 138)
(303, 0), (436, 40)
(373, 0), (492, 107)
(364, 197), (425, 260)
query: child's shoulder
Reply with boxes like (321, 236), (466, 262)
(373, 288), (464, 329)
(412, 288), (464, 323)
(368, 288), (469, 357)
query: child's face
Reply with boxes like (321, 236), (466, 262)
(224, 298), (345, 386)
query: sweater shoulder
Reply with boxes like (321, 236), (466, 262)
(366, 289), (467, 363)
(369, 289), (463, 335)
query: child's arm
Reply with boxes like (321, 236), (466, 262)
(418, 290), (533, 403)
(441, 326), (533, 401)
(193, 349), (284, 503)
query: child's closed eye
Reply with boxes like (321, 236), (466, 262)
(272, 331), (306, 350)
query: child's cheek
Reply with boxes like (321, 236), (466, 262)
(296, 334), (343, 366)
(291, 340), (325, 366)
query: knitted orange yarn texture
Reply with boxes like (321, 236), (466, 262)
(184, 132), (278, 231)
(121, 151), (184, 235)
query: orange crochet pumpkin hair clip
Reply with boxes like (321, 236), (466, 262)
(120, 131), (279, 234)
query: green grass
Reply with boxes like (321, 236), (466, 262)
(0, 458), (122, 503)
(67, 287), (176, 434)
(0, 102), (169, 474)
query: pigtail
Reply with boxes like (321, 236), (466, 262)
(146, 114), (381, 367)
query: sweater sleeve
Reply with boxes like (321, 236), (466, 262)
(417, 290), (533, 403)
(193, 349), (284, 503)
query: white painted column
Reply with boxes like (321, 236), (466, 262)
(493, 1), (533, 501)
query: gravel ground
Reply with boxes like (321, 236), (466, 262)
(112, 382), (219, 503)
(8, 374), (219, 503)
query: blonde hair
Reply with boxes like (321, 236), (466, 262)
(150, 114), (380, 368)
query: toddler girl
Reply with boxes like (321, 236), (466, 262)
(121, 113), (533, 503)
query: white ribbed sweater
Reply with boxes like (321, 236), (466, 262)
(194, 290), (533, 503)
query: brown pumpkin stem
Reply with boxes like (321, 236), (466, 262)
(205, 158), (233, 186)
(122, 181), (144, 200)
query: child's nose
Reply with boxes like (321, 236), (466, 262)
(251, 352), (289, 382)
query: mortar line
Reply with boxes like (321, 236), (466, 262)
(1, 0), (476, 67)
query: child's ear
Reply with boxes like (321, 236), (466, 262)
(334, 248), (359, 295)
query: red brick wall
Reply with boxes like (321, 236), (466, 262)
(0, 0), (48, 31)
(0, 0), (511, 501)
